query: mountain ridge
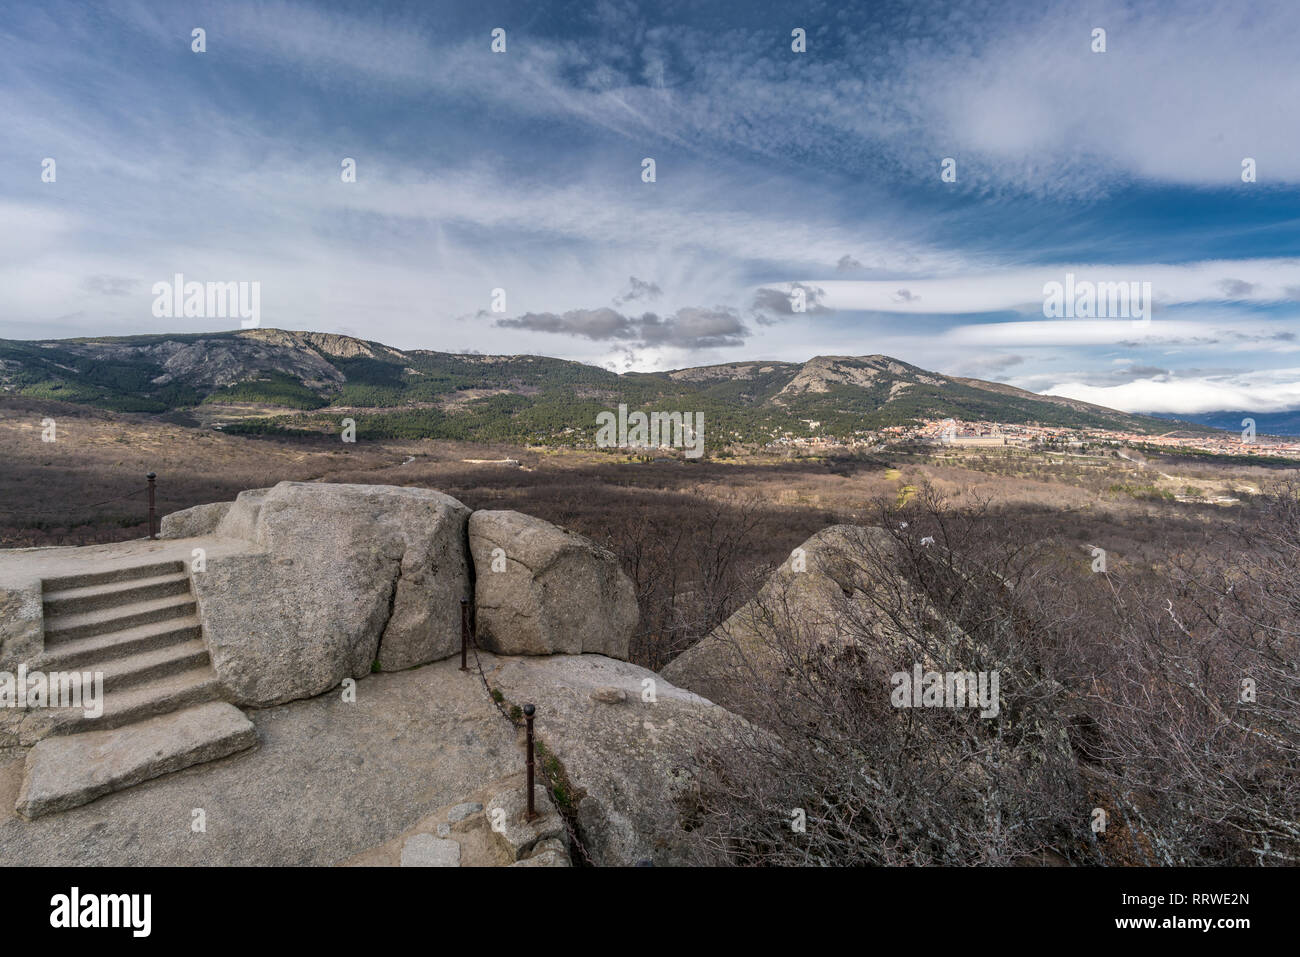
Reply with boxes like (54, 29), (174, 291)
(0, 329), (1217, 441)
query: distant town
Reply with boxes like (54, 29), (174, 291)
(755, 418), (1300, 460)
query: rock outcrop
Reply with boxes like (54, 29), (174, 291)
(1, 653), (735, 866)
(661, 524), (905, 721)
(469, 510), (636, 660)
(214, 488), (271, 540)
(485, 784), (565, 861)
(159, 501), (231, 538)
(487, 653), (747, 866)
(0, 579), (42, 673)
(181, 482), (471, 706)
(160, 489), (643, 704)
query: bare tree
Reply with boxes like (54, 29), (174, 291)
(681, 483), (1300, 866)
(613, 492), (771, 670)
(683, 486), (1090, 865)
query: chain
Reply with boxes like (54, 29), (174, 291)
(466, 629), (521, 727)
(464, 626), (598, 866)
(0, 486), (145, 516)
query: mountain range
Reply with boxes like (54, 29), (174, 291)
(0, 329), (1214, 444)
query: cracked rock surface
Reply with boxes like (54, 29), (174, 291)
(178, 482), (471, 706)
(469, 510), (636, 660)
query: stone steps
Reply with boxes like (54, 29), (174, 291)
(12, 557), (255, 819)
(41, 559), (186, 592)
(34, 616), (203, 671)
(30, 666), (224, 738)
(16, 701), (257, 820)
(98, 639), (212, 692)
(42, 571), (192, 617)
(43, 593), (198, 644)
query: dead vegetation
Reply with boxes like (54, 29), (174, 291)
(680, 485), (1300, 866)
(3, 397), (1295, 865)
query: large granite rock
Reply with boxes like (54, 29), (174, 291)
(469, 510), (636, 660)
(487, 653), (751, 866)
(158, 488), (267, 541)
(158, 501), (231, 539)
(661, 524), (906, 722)
(214, 488), (271, 541)
(189, 482), (471, 706)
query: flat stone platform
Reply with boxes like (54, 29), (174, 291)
(0, 536), (247, 589)
(0, 658), (523, 865)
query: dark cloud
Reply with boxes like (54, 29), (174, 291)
(612, 276), (662, 306)
(1066, 364), (1173, 388)
(1118, 335), (1220, 347)
(959, 354), (1025, 378)
(1217, 278), (1256, 297)
(1122, 364), (1171, 378)
(750, 283), (833, 324)
(496, 305), (750, 349)
(497, 307), (631, 339)
(836, 254), (863, 272)
(892, 288), (920, 303)
(81, 274), (138, 297)
(640, 306), (750, 348)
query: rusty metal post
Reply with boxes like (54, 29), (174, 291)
(524, 703), (537, 821)
(459, 598), (469, 671)
(146, 472), (157, 540)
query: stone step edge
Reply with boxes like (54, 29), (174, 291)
(43, 594), (198, 643)
(34, 617), (203, 671)
(42, 572), (192, 615)
(41, 667), (222, 737)
(15, 701), (257, 820)
(41, 560), (186, 593)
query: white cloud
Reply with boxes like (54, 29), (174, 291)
(3, 0), (1299, 417)
(1047, 368), (1300, 413)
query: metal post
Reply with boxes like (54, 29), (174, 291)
(524, 703), (537, 821)
(146, 472), (157, 540)
(459, 598), (469, 671)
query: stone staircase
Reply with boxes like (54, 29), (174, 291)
(15, 559), (257, 819)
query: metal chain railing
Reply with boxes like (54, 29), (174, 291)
(458, 598), (597, 866)
(0, 470), (166, 546)
(0, 472), (161, 539)
(0, 486), (143, 515)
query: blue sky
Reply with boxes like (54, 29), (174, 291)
(3, 0), (1300, 414)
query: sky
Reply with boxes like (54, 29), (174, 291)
(3, 0), (1300, 415)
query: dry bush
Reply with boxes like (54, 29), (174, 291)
(606, 493), (798, 669)
(682, 483), (1300, 866)
(1077, 481), (1300, 865)
(683, 487), (1091, 865)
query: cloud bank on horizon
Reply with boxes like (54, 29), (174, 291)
(2, 0), (1299, 415)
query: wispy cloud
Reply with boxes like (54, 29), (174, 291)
(1, 0), (1297, 411)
